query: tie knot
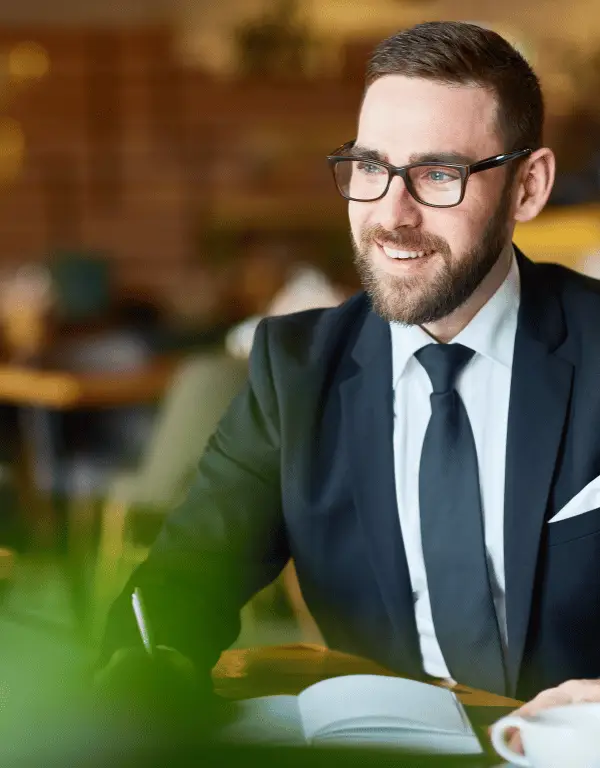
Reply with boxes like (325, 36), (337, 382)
(415, 343), (474, 393)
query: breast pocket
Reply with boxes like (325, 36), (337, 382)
(547, 506), (600, 546)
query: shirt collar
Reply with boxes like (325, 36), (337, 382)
(390, 244), (520, 388)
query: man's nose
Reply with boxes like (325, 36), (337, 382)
(375, 175), (421, 231)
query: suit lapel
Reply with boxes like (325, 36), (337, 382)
(504, 252), (574, 695)
(340, 309), (422, 678)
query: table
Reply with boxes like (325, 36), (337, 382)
(211, 643), (520, 766)
(0, 355), (179, 409)
(212, 642), (521, 708)
(0, 356), (180, 555)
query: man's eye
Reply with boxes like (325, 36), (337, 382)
(357, 161), (384, 175)
(421, 168), (460, 183)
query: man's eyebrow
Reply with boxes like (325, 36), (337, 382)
(347, 144), (386, 161)
(349, 145), (476, 166)
(408, 151), (476, 165)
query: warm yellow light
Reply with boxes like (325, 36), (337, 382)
(8, 42), (50, 82)
(546, 72), (576, 116)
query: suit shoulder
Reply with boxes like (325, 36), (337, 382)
(260, 292), (369, 363)
(530, 261), (600, 350)
(536, 260), (600, 294)
(537, 261), (600, 310)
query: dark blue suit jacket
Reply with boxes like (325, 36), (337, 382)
(101, 249), (600, 700)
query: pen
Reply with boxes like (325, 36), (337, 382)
(132, 587), (154, 656)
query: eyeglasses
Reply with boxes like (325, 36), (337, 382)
(326, 141), (532, 208)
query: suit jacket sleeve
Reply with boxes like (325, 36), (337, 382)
(97, 318), (287, 680)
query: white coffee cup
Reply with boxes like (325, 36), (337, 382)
(490, 702), (600, 767)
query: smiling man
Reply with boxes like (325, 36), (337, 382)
(101, 22), (600, 712)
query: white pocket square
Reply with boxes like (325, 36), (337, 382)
(548, 475), (600, 523)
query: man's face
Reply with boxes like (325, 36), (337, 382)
(350, 75), (515, 325)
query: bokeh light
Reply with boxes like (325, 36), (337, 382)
(8, 42), (50, 82)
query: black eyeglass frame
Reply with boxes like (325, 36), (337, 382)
(326, 141), (533, 207)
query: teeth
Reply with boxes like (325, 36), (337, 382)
(382, 246), (428, 260)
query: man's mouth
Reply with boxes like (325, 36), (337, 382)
(381, 245), (435, 260)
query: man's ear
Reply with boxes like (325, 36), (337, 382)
(513, 148), (556, 223)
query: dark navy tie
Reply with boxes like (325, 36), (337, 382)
(415, 343), (506, 695)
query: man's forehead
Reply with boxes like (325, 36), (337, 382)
(360, 75), (497, 114)
(357, 75), (499, 160)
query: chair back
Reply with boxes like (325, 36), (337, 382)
(127, 352), (248, 505)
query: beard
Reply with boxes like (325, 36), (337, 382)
(351, 182), (513, 326)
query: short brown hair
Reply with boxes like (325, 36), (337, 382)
(366, 21), (544, 151)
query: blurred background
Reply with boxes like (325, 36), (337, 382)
(0, 0), (599, 730)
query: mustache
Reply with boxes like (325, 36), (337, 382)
(360, 224), (449, 253)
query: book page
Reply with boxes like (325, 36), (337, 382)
(218, 695), (306, 745)
(297, 675), (474, 742)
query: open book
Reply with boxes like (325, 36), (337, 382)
(220, 674), (483, 755)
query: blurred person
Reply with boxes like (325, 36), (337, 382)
(99, 20), (600, 720)
(225, 262), (346, 359)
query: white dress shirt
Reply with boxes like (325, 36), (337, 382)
(390, 248), (520, 680)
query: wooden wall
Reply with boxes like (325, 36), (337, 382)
(0, 24), (359, 316)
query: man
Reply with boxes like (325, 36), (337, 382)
(100, 21), (600, 710)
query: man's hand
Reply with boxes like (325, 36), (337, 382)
(93, 645), (206, 726)
(501, 679), (600, 755)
